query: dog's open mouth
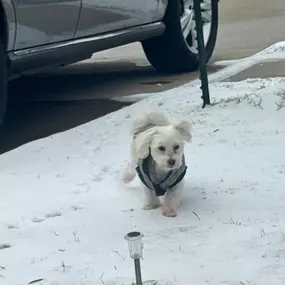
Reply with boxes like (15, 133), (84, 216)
(167, 165), (178, 170)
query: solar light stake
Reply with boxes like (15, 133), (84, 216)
(134, 258), (142, 285)
(193, 0), (211, 107)
(124, 231), (144, 285)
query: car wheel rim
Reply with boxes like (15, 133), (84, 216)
(180, 0), (212, 54)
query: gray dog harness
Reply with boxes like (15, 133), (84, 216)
(136, 155), (187, 197)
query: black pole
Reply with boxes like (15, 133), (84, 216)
(193, 0), (210, 108)
(134, 258), (143, 285)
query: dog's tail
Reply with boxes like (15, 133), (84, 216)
(131, 109), (171, 136)
(122, 162), (137, 184)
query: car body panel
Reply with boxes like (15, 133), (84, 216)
(156, 0), (167, 20)
(12, 0), (81, 50)
(1, 0), (17, 51)
(9, 22), (165, 75)
(75, 0), (162, 38)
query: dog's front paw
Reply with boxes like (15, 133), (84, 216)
(162, 207), (177, 217)
(143, 204), (160, 210)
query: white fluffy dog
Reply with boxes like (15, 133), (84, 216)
(123, 109), (192, 217)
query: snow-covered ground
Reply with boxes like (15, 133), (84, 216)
(1, 43), (285, 285)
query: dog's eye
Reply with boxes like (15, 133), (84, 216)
(158, 146), (165, 152)
(173, 145), (180, 151)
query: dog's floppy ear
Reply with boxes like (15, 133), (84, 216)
(173, 120), (192, 142)
(134, 127), (156, 160)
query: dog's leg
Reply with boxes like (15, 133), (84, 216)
(143, 186), (160, 210)
(162, 181), (184, 217)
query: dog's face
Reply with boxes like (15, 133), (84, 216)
(134, 120), (192, 172)
(150, 127), (185, 171)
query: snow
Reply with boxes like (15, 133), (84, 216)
(1, 43), (285, 285)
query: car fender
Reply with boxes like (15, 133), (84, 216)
(1, 0), (16, 51)
(155, 0), (168, 20)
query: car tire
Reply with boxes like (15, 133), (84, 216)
(0, 41), (7, 125)
(142, 0), (218, 73)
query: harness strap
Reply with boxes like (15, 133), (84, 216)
(136, 155), (187, 197)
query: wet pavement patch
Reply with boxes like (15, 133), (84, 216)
(0, 99), (131, 154)
(0, 60), (223, 155)
(223, 61), (285, 82)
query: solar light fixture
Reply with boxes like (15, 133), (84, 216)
(124, 231), (144, 285)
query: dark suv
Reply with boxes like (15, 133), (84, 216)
(0, 0), (219, 123)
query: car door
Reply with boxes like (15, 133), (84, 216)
(13, 0), (81, 50)
(75, 0), (162, 38)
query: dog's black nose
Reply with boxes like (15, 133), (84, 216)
(168, 159), (176, 167)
